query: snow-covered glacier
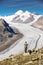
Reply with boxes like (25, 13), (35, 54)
(0, 10), (43, 60)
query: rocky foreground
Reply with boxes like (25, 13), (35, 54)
(0, 47), (43, 65)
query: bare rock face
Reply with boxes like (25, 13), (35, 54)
(31, 16), (43, 30)
(0, 19), (23, 52)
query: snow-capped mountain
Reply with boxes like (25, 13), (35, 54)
(0, 10), (24, 22)
(11, 10), (38, 23)
(0, 10), (41, 23)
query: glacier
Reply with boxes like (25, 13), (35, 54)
(0, 10), (43, 60)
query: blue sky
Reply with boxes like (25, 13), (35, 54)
(0, 0), (43, 16)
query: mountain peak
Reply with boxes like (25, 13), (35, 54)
(15, 10), (23, 15)
(25, 11), (31, 14)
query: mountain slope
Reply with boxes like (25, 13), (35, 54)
(0, 47), (43, 65)
(0, 19), (23, 52)
(0, 19), (16, 34)
(31, 16), (43, 31)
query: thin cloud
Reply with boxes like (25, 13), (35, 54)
(0, 0), (43, 8)
(6, 1), (43, 8)
(2, 1), (39, 6)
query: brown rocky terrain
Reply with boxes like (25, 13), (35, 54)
(0, 19), (23, 52)
(31, 16), (43, 30)
(0, 47), (43, 65)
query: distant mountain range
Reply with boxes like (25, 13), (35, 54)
(0, 10), (42, 23)
(11, 10), (34, 23)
